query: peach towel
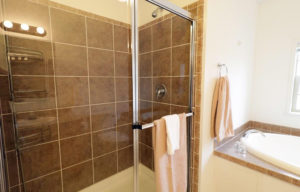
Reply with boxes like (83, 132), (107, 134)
(153, 113), (187, 192)
(211, 76), (234, 142)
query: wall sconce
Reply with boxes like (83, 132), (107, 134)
(20, 23), (29, 31)
(1, 20), (47, 37)
(36, 27), (45, 34)
(3, 20), (13, 28)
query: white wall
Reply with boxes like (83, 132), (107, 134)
(200, 0), (257, 191)
(201, 0), (256, 131)
(251, 0), (300, 128)
(214, 156), (300, 192)
(200, 0), (300, 191)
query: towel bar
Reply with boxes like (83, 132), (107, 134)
(140, 112), (194, 130)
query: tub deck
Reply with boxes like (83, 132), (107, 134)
(214, 130), (300, 187)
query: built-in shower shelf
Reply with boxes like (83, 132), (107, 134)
(14, 89), (47, 93)
(8, 48), (44, 63)
(17, 117), (56, 128)
(13, 90), (48, 101)
(9, 97), (52, 105)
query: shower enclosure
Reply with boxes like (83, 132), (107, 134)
(0, 0), (197, 191)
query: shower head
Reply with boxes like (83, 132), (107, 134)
(152, 7), (163, 18)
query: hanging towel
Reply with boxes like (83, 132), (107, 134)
(211, 76), (234, 142)
(153, 113), (187, 192)
(163, 114), (180, 155)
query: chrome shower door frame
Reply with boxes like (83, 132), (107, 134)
(131, 0), (196, 192)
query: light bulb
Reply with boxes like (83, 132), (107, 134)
(3, 20), (13, 28)
(36, 27), (45, 34)
(20, 23), (29, 31)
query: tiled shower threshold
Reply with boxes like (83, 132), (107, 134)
(80, 164), (155, 192)
(214, 131), (300, 187)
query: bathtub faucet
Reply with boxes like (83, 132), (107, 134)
(242, 129), (266, 139)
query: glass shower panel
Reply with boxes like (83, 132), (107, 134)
(0, 0), (133, 191)
(137, 0), (192, 191)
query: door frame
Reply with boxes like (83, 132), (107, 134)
(131, 0), (196, 192)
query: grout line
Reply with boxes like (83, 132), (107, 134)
(112, 24), (119, 173)
(15, 149), (22, 190)
(9, 184), (21, 190)
(25, 170), (61, 183)
(1, 115), (9, 154)
(48, 5), (130, 29)
(48, 7), (64, 192)
(170, 15), (173, 115)
(93, 150), (117, 160)
(139, 142), (153, 150)
(9, 101), (134, 116)
(22, 170), (61, 185)
(94, 145), (133, 160)
(142, 75), (190, 78)
(11, 75), (132, 78)
(84, 15), (95, 184)
(59, 131), (90, 140)
(4, 149), (12, 188)
(52, 41), (131, 54)
(11, 74), (187, 78)
(139, 42), (191, 55)
(52, 41), (87, 48)
(0, 96), (2, 114)
(151, 24), (154, 124)
(5, 149), (17, 154)
(140, 99), (189, 108)
(61, 159), (92, 171)
(93, 123), (132, 134)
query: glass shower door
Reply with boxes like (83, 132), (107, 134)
(0, 0), (133, 191)
(132, 0), (196, 191)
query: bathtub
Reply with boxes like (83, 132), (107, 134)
(241, 130), (300, 176)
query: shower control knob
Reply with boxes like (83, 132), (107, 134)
(156, 84), (167, 100)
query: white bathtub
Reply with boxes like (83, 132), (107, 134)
(241, 130), (300, 176)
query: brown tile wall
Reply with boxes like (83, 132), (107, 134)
(0, 0), (204, 191)
(138, 9), (191, 171)
(138, 1), (204, 192)
(0, 0), (132, 191)
(0, 1), (12, 192)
